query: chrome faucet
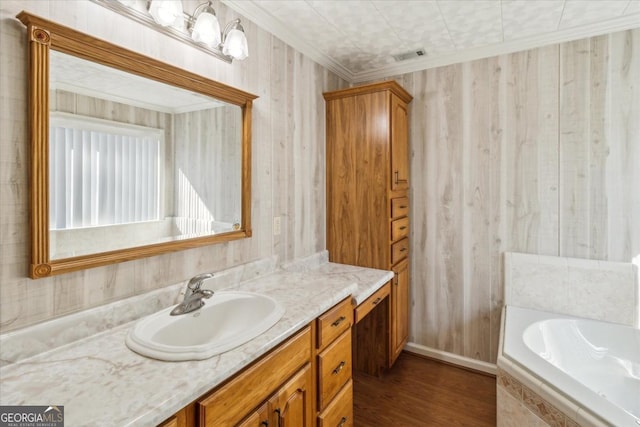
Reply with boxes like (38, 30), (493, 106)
(170, 273), (215, 316)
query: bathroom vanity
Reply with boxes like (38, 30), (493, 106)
(0, 255), (392, 426)
(162, 297), (353, 427)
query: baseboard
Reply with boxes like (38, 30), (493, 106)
(404, 342), (497, 376)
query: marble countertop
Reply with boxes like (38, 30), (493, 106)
(0, 256), (392, 426)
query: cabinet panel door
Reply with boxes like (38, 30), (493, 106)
(391, 259), (409, 365)
(237, 403), (269, 427)
(270, 363), (313, 427)
(390, 94), (409, 192)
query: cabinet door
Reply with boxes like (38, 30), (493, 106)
(237, 403), (269, 427)
(269, 363), (313, 427)
(390, 94), (409, 192)
(390, 259), (409, 365)
(157, 405), (195, 427)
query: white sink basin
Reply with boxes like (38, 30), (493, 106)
(126, 291), (285, 361)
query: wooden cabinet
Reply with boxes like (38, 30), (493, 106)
(391, 259), (410, 365)
(315, 298), (353, 426)
(268, 364), (313, 427)
(236, 364), (312, 427)
(157, 404), (195, 427)
(237, 403), (268, 427)
(158, 416), (180, 427)
(390, 94), (410, 192)
(324, 81), (412, 370)
(317, 380), (353, 427)
(197, 327), (312, 426)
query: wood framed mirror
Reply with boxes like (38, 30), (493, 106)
(17, 12), (257, 279)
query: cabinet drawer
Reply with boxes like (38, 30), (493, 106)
(391, 197), (409, 219)
(317, 329), (352, 411)
(317, 298), (352, 350)
(198, 326), (311, 426)
(391, 238), (409, 264)
(391, 217), (409, 242)
(318, 380), (353, 427)
(354, 281), (390, 324)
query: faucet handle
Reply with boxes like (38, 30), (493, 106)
(199, 289), (214, 299)
(187, 273), (214, 291)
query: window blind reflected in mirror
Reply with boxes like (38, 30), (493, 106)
(49, 114), (162, 230)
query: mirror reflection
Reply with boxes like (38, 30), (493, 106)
(49, 51), (242, 259)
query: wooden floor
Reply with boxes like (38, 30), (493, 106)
(353, 352), (496, 426)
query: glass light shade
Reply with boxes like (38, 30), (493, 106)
(191, 11), (221, 47)
(149, 0), (183, 27)
(222, 28), (249, 60)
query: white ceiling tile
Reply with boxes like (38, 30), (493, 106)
(371, 1), (455, 54)
(437, 0), (503, 48)
(269, 1), (338, 41)
(309, 1), (396, 46)
(267, 1), (362, 55)
(560, 0), (630, 28)
(250, 0), (289, 14)
(502, 0), (564, 41)
(307, 0), (409, 69)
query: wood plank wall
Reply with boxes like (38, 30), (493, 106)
(391, 29), (640, 363)
(0, 0), (347, 333)
(175, 106), (242, 223)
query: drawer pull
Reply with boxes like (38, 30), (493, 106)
(394, 171), (408, 185)
(399, 226), (407, 230)
(399, 205), (407, 209)
(400, 248), (407, 252)
(261, 422), (268, 427)
(372, 297), (382, 305)
(332, 360), (346, 375)
(331, 316), (346, 327)
(338, 416), (348, 427)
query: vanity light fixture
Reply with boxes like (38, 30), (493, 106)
(148, 0), (249, 60)
(90, 0), (248, 63)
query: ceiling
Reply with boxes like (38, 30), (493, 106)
(223, 0), (640, 83)
(51, 51), (224, 114)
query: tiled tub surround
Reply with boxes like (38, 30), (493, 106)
(498, 253), (639, 426)
(0, 254), (392, 426)
(498, 306), (639, 426)
(504, 252), (638, 326)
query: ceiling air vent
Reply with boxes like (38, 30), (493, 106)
(392, 49), (426, 62)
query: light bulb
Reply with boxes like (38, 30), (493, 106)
(149, 0), (183, 27)
(222, 28), (248, 60)
(192, 11), (221, 47)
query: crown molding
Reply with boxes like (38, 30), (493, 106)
(222, 0), (639, 84)
(221, 0), (355, 82)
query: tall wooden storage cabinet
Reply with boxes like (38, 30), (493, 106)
(324, 81), (412, 369)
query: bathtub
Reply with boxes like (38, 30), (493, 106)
(498, 306), (640, 427)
